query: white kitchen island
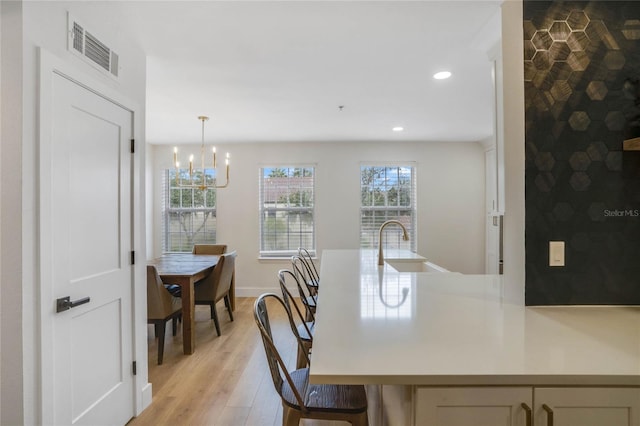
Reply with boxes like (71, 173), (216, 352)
(310, 249), (640, 426)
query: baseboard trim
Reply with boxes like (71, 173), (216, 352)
(138, 382), (152, 414)
(235, 287), (282, 297)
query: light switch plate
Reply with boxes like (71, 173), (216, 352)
(549, 241), (565, 267)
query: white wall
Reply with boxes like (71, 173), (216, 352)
(1, 2), (23, 424)
(501, 0), (526, 304)
(149, 141), (486, 294)
(2, 2), (149, 423)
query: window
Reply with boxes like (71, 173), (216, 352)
(360, 165), (416, 251)
(259, 166), (315, 257)
(163, 169), (217, 252)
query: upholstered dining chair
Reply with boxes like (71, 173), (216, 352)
(278, 269), (314, 369)
(172, 251), (236, 336)
(192, 244), (228, 255)
(146, 265), (182, 365)
(254, 293), (368, 426)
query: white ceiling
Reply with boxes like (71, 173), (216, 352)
(119, 1), (503, 145)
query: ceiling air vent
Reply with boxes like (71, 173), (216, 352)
(67, 13), (119, 78)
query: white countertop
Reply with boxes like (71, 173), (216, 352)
(309, 249), (640, 386)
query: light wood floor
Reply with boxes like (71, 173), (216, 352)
(128, 297), (373, 426)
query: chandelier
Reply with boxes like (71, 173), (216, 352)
(172, 116), (229, 189)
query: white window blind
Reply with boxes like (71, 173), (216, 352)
(259, 166), (315, 257)
(360, 165), (417, 251)
(162, 169), (217, 252)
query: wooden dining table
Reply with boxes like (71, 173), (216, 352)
(147, 253), (235, 355)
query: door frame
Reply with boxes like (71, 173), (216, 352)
(37, 48), (150, 423)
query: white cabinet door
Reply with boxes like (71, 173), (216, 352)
(416, 387), (532, 426)
(534, 388), (640, 426)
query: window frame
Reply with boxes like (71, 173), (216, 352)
(259, 165), (316, 259)
(359, 163), (417, 252)
(162, 168), (218, 253)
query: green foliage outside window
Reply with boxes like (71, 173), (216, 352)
(260, 166), (315, 255)
(360, 165), (416, 250)
(164, 169), (218, 252)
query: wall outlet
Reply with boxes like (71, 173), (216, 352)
(549, 241), (565, 267)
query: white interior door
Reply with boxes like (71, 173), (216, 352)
(46, 72), (134, 425)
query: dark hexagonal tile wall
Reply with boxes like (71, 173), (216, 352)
(532, 30), (554, 50)
(568, 111), (590, 130)
(548, 61), (572, 81)
(622, 19), (640, 40)
(550, 80), (572, 102)
(586, 81), (607, 101)
(605, 111), (626, 131)
(587, 101), (609, 121)
(524, 1), (640, 306)
(587, 202), (606, 222)
(566, 31), (589, 51)
(570, 232), (590, 251)
(535, 152), (555, 171)
(586, 141), (608, 161)
(535, 172), (556, 192)
(569, 171), (591, 191)
(549, 21), (571, 41)
(566, 51), (590, 71)
(586, 20), (620, 50)
(603, 51), (626, 70)
(549, 41), (572, 61)
(524, 61), (536, 82)
(532, 50), (552, 71)
(524, 40), (537, 61)
(552, 202), (574, 221)
(605, 152), (622, 171)
(567, 10), (589, 31)
(569, 151), (591, 171)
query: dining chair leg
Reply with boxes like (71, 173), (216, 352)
(157, 321), (167, 365)
(224, 295), (234, 321)
(172, 317), (177, 336)
(282, 404), (301, 426)
(211, 303), (221, 336)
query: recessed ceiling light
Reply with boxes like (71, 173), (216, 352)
(433, 71), (452, 80)
(392, 126), (404, 132)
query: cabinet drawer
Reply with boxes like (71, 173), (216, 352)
(415, 387), (532, 426)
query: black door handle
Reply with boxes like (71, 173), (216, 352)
(56, 296), (90, 313)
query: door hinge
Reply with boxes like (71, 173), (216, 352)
(130, 139), (135, 153)
(132, 361), (137, 375)
(130, 251), (135, 265)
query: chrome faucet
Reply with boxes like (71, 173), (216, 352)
(378, 220), (409, 265)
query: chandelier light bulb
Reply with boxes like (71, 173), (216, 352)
(171, 115), (231, 189)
